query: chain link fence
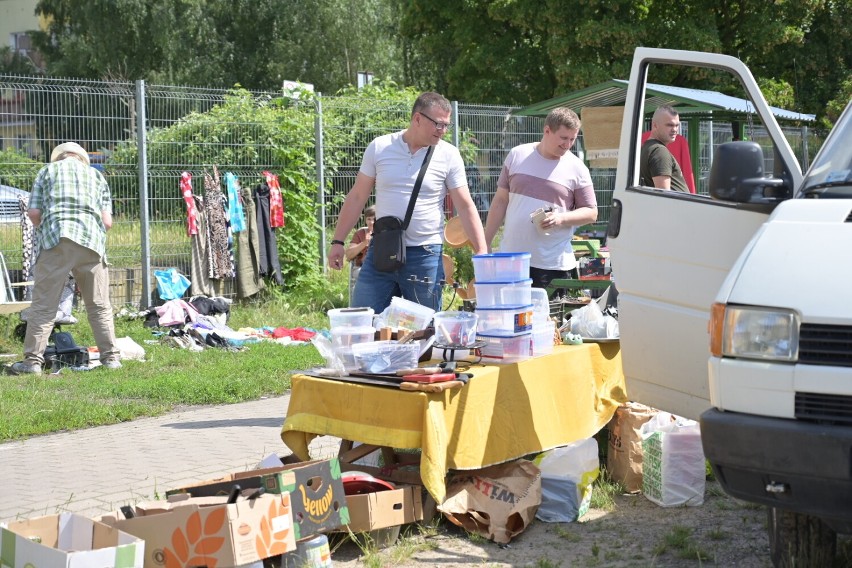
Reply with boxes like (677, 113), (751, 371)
(0, 74), (821, 309)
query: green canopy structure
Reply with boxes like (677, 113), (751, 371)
(513, 79), (815, 123)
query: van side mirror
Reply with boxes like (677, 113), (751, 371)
(708, 141), (789, 202)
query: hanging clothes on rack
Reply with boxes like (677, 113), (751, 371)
(180, 171), (199, 236)
(189, 189), (220, 298)
(253, 177), (284, 285)
(203, 166), (235, 280)
(19, 196), (35, 301)
(236, 182), (264, 299)
(225, 172), (246, 233)
(263, 171), (285, 228)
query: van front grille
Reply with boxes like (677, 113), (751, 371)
(795, 392), (852, 425)
(798, 324), (852, 367)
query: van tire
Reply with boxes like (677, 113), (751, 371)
(767, 507), (836, 567)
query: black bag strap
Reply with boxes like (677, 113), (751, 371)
(402, 145), (434, 230)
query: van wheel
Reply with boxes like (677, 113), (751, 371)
(767, 507), (836, 567)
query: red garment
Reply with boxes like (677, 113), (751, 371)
(640, 132), (696, 193)
(180, 171), (199, 235)
(263, 171), (285, 228)
(271, 327), (316, 341)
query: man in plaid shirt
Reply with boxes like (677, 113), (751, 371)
(10, 142), (121, 374)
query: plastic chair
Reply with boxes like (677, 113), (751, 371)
(0, 252), (31, 316)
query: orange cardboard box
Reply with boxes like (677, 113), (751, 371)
(98, 493), (295, 568)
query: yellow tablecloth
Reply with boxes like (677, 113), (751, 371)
(281, 342), (626, 503)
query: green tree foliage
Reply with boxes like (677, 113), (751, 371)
(31, 0), (403, 93)
(397, 0), (845, 120)
(0, 148), (43, 190)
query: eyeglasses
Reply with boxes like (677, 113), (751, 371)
(419, 112), (452, 131)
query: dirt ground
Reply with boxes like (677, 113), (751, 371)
(326, 479), (777, 567)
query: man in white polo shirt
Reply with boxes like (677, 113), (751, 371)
(484, 107), (598, 294)
(328, 92), (487, 312)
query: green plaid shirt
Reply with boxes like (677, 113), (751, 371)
(29, 157), (112, 257)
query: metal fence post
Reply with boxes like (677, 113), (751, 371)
(451, 100), (459, 147)
(315, 94), (327, 271)
(135, 79), (152, 308)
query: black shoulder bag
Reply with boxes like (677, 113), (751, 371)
(371, 145), (434, 272)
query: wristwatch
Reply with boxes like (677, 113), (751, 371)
(331, 239), (345, 246)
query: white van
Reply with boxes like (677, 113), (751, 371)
(608, 48), (851, 566)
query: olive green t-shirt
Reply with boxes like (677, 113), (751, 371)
(640, 139), (689, 193)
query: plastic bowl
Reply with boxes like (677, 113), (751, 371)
(433, 311), (479, 347)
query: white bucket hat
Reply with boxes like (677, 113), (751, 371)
(50, 142), (90, 166)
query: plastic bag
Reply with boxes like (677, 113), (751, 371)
(569, 300), (618, 338)
(309, 334), (345, 375)
(640, 412), (706, 507)
(154, 268), (191, 300)
(534, 438), (599, 522)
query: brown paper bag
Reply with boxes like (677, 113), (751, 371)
(438, 460), (541, 544)
(606, 402), (658, 493)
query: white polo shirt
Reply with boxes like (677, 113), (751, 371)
(360, 131), (467, 246)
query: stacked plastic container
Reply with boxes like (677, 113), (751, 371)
(472, 253), (534, 363)
(327, 307), (375, 372)
(530, 287), (555, 356)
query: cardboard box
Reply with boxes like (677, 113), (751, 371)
(165, 459), (349, 541)
(0, 513), (144, 568)
(341, 485), (423, 533)
(99, 493), (296, 568)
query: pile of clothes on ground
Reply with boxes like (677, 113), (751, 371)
(118, 295), (319, 351)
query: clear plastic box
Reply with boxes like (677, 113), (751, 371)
(530, 287), (550, 323)
(433, 311), (479, 347)
(328, 307), (374, 329)
(476, 304), (534, 334)
(532, 320), (556, 356)
(351, 340), (420, 374)
(472, 252), (531, 282)
(477, 331), (532, 364)
(474, 279), (533, 308)
(384, 296), (435, 331)
(331, 326), (375, 348)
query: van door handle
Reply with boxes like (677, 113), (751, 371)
(607, 199), (622, 238)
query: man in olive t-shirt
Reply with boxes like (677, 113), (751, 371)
(639, 105), (689, 193)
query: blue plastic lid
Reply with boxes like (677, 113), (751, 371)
(477, 330), (533, 338)
(473, 252), (531, 259)
(475, 278), (533, 285)
(475, 304), (534, 311)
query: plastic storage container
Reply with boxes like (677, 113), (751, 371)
(351, 340), (419, 373)
(384, 296), (435, 331)
(530, 287), (550, 323)
(477, 331), (532, 363)
(474, 279), (533, 308)
(433, 311), (479, 347)
(532, 320), (556, 356)
(328, 307), (374, 329)
(472, 252), (531, 282)
(476, 304), (534, 334)
(331, 325), (375, 348)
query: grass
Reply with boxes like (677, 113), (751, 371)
(0, 277), (346, 441)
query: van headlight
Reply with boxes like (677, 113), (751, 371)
(710, 304), (799, 361)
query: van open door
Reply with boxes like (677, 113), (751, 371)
(606, 48), (802, 420)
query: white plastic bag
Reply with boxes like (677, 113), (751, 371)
(640, 412), (706, 507)
(534, 437), (599, 522)
(115, 336), (146, 361)
(569, 301), (619, 338)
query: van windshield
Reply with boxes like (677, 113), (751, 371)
(800, 101), (852, 198)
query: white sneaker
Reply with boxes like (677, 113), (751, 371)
(102, 359), (123, 370)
